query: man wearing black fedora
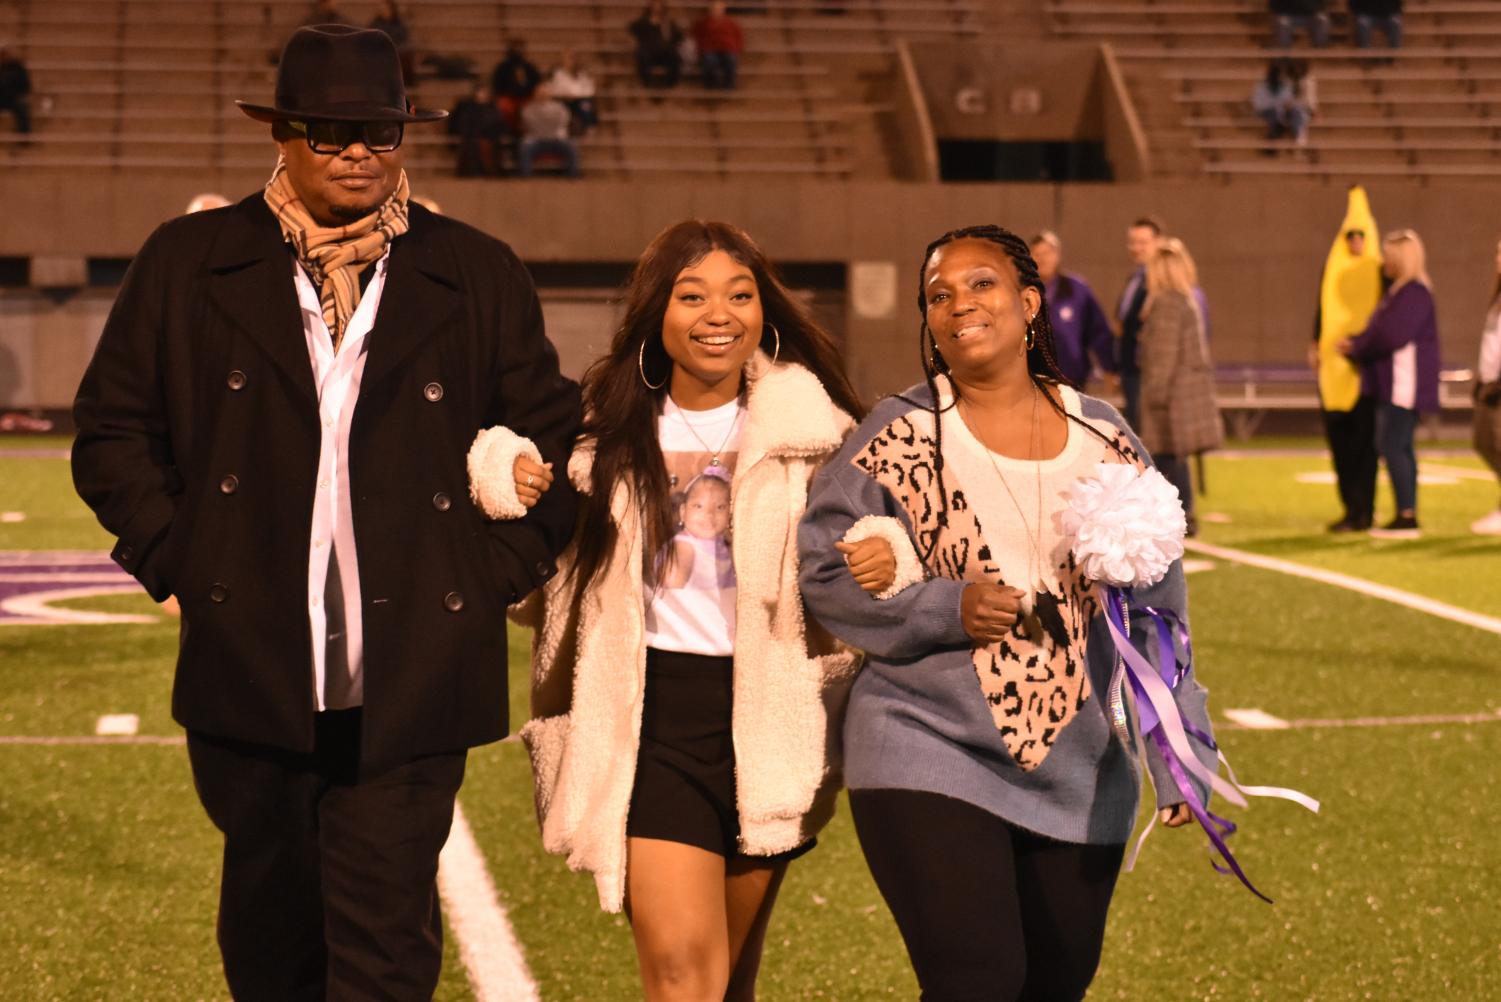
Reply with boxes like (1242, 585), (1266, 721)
(71, 25), (580, 999)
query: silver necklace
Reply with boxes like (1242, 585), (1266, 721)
(672, 395), (743, 468)
(964, 387), (1046, 632)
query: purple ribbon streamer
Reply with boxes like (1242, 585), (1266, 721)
(1154, 729), (1274, 904)
(1105, 586), (1273, 900)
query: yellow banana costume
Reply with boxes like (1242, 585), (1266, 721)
(1317, 186), (1383, 412)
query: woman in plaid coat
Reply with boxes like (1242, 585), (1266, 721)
(1138, 238), (1223, 533)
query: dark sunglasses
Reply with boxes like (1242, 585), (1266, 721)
(286, 119), (404, 154)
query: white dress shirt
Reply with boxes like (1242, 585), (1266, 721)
(292, 250), (388, 710)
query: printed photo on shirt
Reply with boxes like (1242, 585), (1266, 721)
(659, 450), (736, 592)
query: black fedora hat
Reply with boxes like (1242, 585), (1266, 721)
(237, 24), (446, 124)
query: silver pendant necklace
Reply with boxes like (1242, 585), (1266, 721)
(965, 386), (1047, 638)
(672, 395), (743, 470)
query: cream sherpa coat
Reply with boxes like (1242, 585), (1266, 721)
(503, 355), (860, 913)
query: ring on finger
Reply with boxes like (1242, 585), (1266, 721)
(525, 474), (535, 487)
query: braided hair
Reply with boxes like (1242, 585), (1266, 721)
(907, 224), (1130, 561)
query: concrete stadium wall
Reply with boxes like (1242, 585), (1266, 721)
(1, 172), (1497, 407)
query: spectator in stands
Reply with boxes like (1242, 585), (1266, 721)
(1340, 229), (1440, 538)
(1469, 239), (1501, 535)
(491, 39), (542, 130)
(548, 48), (598, 136)
(1288, 59), (1317, 143)
(1028, 231), (1115, 389)
(630, 2), (685, 89)
(300, 0), (349, 27)
(449, 82), (509, 176)
(1251, 59), (1292, 139)
(1253, 58), (1316, 144)
(369, 1), (416, 84)
(0, 46), (32, 134)
(518, 84), (581, 178)
(1114, 215), (1162, 429)
(1351, 0), (1403, 49)
(1270, 0), (1330, 48)
(1139, 239), (1222, 536)
(694, 2), (745, 90)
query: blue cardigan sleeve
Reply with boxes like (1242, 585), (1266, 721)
(797, 459), (971, 661)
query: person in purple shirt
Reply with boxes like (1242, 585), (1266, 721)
(1030, 231), (1115, 388)
(1340, 229), (1440, 539)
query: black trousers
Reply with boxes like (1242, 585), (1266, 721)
(1323, 396), (1378, 524)
(850, 788), (1125, 1002)
(187, 709), (467, 1002)
(1155, 452), (1195, 522)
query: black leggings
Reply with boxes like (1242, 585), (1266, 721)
(849, 788), (1125, 1002)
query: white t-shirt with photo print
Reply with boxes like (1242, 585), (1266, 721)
(643, 396), (746, 657)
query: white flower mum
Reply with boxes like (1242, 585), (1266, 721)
(1060, 462), (1186, 588)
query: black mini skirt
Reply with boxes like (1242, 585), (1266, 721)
(626, 647), (815, 862)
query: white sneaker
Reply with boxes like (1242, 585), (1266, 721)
(1471, 509), (1501, 535)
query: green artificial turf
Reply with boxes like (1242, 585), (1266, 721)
(0, 444), (112, 552)
(1197, 452), (1501, 618)
(0, 746), (224, 999)
(4, 441), (1500, 1000)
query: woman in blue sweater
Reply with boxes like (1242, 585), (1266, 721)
(797, 225), (1216, 1001)
(1340, 228), (1441, 539)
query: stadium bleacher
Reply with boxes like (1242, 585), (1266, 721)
(1044, 0), (1501, 178)
(0, 0), (983, 178)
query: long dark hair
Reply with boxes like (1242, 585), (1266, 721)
(570, 219), (865, 596)
(909, 224), (1129, 561)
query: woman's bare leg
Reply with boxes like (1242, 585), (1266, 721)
(723, 859), (790, 1002)
(627, 837), (730, 1002)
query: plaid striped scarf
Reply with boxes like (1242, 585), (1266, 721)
(263, 158), (410, 350)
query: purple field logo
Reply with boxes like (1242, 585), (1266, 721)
(0, 552), (155, 625)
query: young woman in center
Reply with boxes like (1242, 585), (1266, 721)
(486, 219), (882, 1001)
(798, 225), (1216, 1002)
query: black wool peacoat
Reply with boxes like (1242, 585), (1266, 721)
(72, 195), (581, 770)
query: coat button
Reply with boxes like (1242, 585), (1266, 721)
(535, 560), (551, 576)
(209, 583), (229, 603)
(443, 591), (464, 613)
(432, 492), (451, 512)
(118, 544), (134, 563)
(219, 475), (239, 495)
(423, 382), (444, 402)
(227, 370), (247, 391)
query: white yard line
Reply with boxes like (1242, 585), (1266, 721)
(0, 551), (116, 563)
(95, 714), (140, 736)
(1221, 708), (1501, 731)
(1184, 539), (1501, 637)
(1, 585), (157, 625)
(437, 801), (540, 1002)
(1223, 708), (1290, 730)
(1420, 463), (1495, 483)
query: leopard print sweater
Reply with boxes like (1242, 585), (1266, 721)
(852, 387), (1143, 770)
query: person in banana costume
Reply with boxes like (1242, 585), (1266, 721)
(1310, 185), (1385, 532)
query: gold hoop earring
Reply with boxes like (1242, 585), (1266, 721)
(765, 323), (781, 367)
(638, 339), (666, 390)
(1023, 317), (1036, 353)
(924, 326), (948, 373)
